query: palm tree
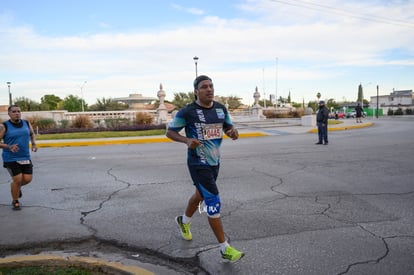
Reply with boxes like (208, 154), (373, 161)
(316, 92), (321, 101)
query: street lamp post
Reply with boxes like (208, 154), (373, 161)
(6, 82), (12, 106)
(80, 81), (87, 112)
(275, 57), (278, 108)
(193, 56), (199, 77)
(262, 68), (266, 109)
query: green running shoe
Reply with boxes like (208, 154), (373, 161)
(221, 245), (244, 262)
(175, 216), (192, 241)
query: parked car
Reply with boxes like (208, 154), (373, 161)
(346, 111), (366, 118)
(329, 111), (345, 119)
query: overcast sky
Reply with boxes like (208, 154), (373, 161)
(1, 0), (413, 106)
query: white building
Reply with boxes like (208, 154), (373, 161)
(370, 89), (413, 114)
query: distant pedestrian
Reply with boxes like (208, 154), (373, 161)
(166, 75), (244, 262)
(355, 103), (363, 123)
(316, 100), (329, 145)
(0, 105), (37, 210)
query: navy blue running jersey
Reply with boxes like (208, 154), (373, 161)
(168, 101), (233, 166)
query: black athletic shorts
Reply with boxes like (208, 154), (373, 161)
(188, 164), (219, 197)
(3, 161), (33, 177)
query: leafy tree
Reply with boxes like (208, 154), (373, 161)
(89, 97), (128, 111)
(308, 100), (318, 112)
(56, 101), (65, 110)
(39, 102), (50, 111)
(226, 95), (243, 110)
(259, 99), (273, 107)
(215, 95), (243, 110)
(13, 97), (41, 111)
(62, 95), (86, 112)
(278, 96), (287, 104)
(172, 92), (195, 109)
(41, 94), (63, 110)
(357, 84), (364, 103)
(327, 98), (340, 110)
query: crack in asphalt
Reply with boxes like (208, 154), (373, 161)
(335, 224), (390, 275)
(79, 167), (130, 234)
(337, 226), (414, 275)
(257, 170), (414, 275)
(313, 192), (414, 275)
(74, 166), (205, 274)
(239, 189), (413, 275)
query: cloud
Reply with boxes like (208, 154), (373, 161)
(170, 3), (204, 15)
(1, 0), (413, 105)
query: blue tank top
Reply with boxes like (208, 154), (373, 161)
(2, 120), (31, 162)
(168, 101), (233, 166)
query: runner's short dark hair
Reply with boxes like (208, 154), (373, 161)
(193, 75), (212, 90)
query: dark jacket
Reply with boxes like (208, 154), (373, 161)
(316, 106), (329, 123)
(355, 105), (363, 117)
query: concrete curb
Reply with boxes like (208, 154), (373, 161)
(307, 122), (374, 133)
(0, 254), (154, 275)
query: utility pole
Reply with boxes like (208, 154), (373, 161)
(376, 85), (379, 119)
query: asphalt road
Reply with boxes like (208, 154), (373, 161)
(1, 117), (413, 274)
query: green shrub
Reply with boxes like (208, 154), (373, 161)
(405, 108), (413, 115)
(104, 118), (131, 128)
(71, 115), (93, 128)
(388, 109), (394, 116)
(394, 108), (403, 115)
(36, 118), (56, 130)
(59, 119), (70, 128)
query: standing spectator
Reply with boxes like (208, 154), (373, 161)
(355, 103), (364, 123)
(166, 75), (244, 262)
(316, 100), (329, 145)
(0, 105), (37, 210)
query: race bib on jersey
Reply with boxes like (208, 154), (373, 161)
(17, 160), (30, 165)
(203, 123), (223, 140)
